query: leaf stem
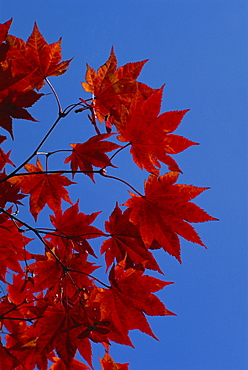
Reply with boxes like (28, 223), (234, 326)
(45, 77), (63, 115)
(102, 142), (131, 169)
(99, 169), (143, 197)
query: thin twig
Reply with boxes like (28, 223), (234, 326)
(0, 115), (63, 184)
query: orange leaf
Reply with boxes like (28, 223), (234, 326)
(6, 22), (71, 90)
(82, 48), (149, 125)
(25, 23), (71, 89)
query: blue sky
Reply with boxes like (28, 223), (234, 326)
(1, 1), (248, 369)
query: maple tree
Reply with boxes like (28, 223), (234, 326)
(0, 19), (217, 370)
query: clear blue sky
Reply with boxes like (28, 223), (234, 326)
(1, 1), (248, 369)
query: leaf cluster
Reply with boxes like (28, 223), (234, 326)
(0, 19), (217, 370)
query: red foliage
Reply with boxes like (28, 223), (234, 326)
(0, 19), (217, 369)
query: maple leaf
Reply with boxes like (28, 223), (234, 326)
(0, 46), (43, 139)
(8, 158), (75, 220)
(95, 261), (174, 342)
(124, 171), (217, 262)
(76, 289), (134, 347)
(27, 248), (67, 294)
(27, 301), (91, 368)
(64, 134), (121, 181)
(0, 89), (43, 139)
(116, 87), (196, 173)
(100, 352), (129, 370)
(6, 22), (72, 90)
(28, 249), (99, 298)
(48, 201), (103, 256)
(101, 203), (163, 273)
(81, 48), (149, 124)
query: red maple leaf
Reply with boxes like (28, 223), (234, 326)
(64, 134), (121, 181)
(0, 54), (44, 137)
(124, 171), (217, 262)
(48, 201), (103, 256)
(0, 88), (43, 139)
(3, 301), (79, 370)
(28, 248), (99, 298)
(117, 87), (196, 173)
(95, 261), (174, 342)
(6, 22), (72, 90)
(101, 203), (163, 273)
(26, 301), (92, 368)
(8, 158), (75, 220)
(81, 48), (149, 125)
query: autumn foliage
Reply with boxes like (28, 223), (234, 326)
(0, 19), (217, 370)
